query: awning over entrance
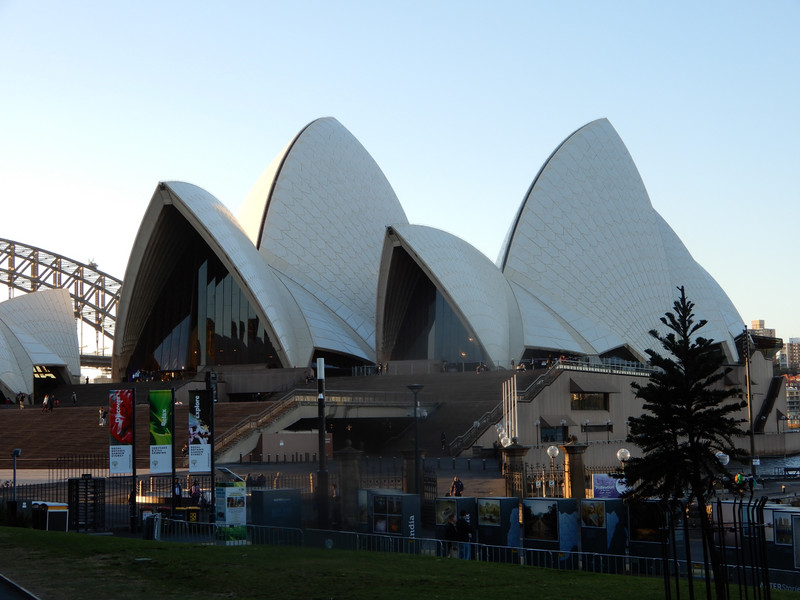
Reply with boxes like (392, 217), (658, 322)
(569, 374), (620, 394)
(539, 415), (577, 428)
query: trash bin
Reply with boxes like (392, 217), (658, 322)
(143, 514), (156, 540)
(184, 507), (200, 522)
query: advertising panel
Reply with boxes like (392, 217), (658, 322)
(592, 473), (627, 498)
(523, 498), (559, 541)
(149, 389), (173, 474)
(188, 389), (213, 473)
(108, 389), (134, 474)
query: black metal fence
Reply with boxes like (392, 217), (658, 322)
(149, 516), (796, 594)
(3, 453), (417, 533)
(49, 455), (109, 483)
(658, 495), (774, 600)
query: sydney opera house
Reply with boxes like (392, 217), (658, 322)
(0, 288), (80, 400)
(0, 116), (787, 463)
(114, 117), (745, 378)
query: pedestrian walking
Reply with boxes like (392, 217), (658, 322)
(456, 510), (473, 560)
(444, 512), (458, 558)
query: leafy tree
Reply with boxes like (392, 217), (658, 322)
(624, 286), (747, 599)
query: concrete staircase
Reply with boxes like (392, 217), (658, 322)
(0, 398), (270, 470)
(293, 369), (543, 457)
(0, 369), (545, 470)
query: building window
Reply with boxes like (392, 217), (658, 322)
(541, 426), (568, 443)
(570, 392), (609, 411)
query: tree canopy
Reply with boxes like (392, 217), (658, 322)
(623, 286), (748, 502)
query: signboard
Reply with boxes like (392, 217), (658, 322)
(592, 473), (628, 498)
(216, 481), (247, 544)
(188, 389), (213, 473)
(108, 389), (134, 474)
(149, 390), (173, 474)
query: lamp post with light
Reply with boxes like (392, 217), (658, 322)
(534, 419), (540, 445)
(715, 451), (731, 497)
(408, 384), (424, 496)
(583, 419), (590, 443)
(11, 448), (21, 502)
(616, 448), (630, 495)
(547, 445), (560, 497)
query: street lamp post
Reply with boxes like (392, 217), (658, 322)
(716, 451), (730, 497)
(616, 448), (630, 493)
(583, 419), (590, 444)
(534, 419), (540, 445)
(11, 448), (21, 502)
(408, 384), (424, 496)
(606, 420), (612, 443)
(547, 445), (559, 497)
(743, 326), (757, 481)
(316, 358), (329, 529)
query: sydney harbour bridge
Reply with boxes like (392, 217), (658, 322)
(0, 238), (121, 368)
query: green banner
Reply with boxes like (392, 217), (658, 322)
(149, 389), (173, 474)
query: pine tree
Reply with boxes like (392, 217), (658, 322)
(624, 286), (747, 599)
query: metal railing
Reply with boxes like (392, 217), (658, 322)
(449, 358), (656, 457)
(215, 389), (428, 455)
(151, 518), (665, 575)
(152, 517), (797, 592)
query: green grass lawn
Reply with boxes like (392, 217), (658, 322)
(0, 527), (793, 600)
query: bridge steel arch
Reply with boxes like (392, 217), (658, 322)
(0, 238), (122, 357)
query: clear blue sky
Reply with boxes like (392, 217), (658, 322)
(2, 1), (798, 340)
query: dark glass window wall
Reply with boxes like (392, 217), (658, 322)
(127, 234), (281, 379)
(570, 392), (609, 411)
(383, 248), (487, 367)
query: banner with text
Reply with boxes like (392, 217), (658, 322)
(108, 389), (134, 474)
(188, 389), (213, 473)
(149, 389), (174, 474)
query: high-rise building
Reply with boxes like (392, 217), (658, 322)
(787, 384), (800, 420)
(750, 319), (776, 338)
(782, 338), (800, 373)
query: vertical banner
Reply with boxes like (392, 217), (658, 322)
(108, 389), (134, 474)
(149, 389), (174, 474)
(189, 389), (213, 473)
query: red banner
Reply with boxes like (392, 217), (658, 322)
(109, 389), (134, 445)
(109, 389), (134, 474)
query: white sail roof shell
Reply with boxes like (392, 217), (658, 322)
(0, 288), (79, 396)
(500, 119), (742, 361)
(113, 116), (745, 374)
(115, 182), (315, 370)
(238, 117), (408, 351)
(380, 224), (522, 365)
